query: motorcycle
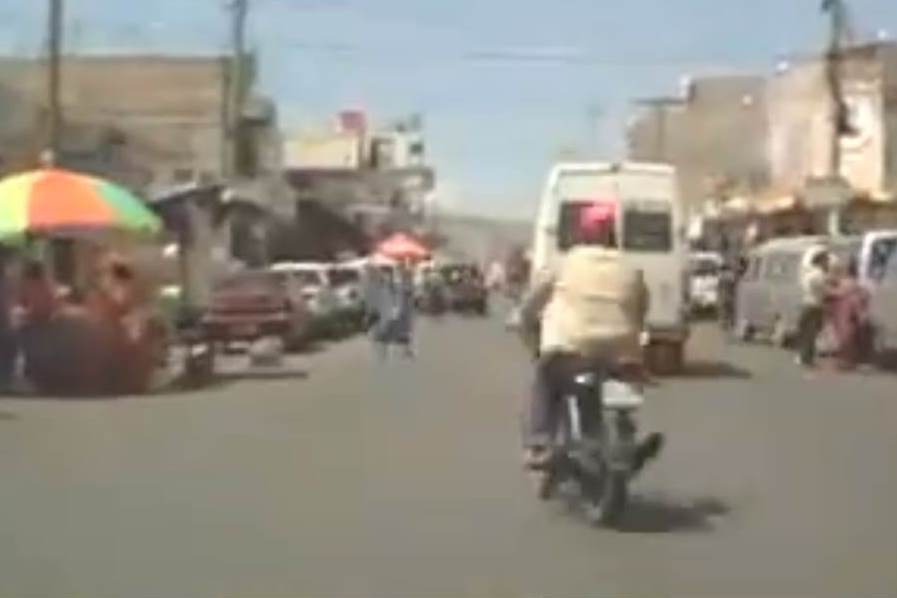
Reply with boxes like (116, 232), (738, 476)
(534, 363), (662, 527)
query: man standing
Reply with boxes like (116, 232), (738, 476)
(796, 251), (830, 368)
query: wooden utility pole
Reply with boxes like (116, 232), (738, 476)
(823, 0), (848, 177)
(46, 0), (63, 161)
(226, 0), (249, 179)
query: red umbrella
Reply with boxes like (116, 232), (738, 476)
(375, 233), (430, 261)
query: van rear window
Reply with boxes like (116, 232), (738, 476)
(622, 210), (672, 252)
(557, 202), (618, 251)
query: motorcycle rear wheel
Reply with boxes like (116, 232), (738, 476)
(583, 469), (628, 527)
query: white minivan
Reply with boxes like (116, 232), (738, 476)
(531, 161), (689, 370)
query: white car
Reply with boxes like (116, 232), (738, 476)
(270, 262), (341, 336)
(329, 263), (365, 327)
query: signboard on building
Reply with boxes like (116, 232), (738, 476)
(802, 176), (852, 209)
(337, 110), (367, 136)
(283, 133), (362, 170)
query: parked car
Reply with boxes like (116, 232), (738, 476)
(869, 249), (897, 364)
(735, 236), (827, 346)
(440, 263), (489, 314)
(828, 230), (897, 364)
(202, 270), (312, 351)
(270, 262), (341, 338)
(329, 263), (365, 331)
(687, 252), (723, 316)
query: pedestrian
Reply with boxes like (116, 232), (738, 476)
(0, 248), (15, 389)
(392, 260), (416, 357)
(16, 260), (63, 391)
(795, 251), (830, 368)
(718, 255), (746, 332)
(829, 257), (870, 370)
(369, 265), (396, 361)
(486, 260), (505, 293)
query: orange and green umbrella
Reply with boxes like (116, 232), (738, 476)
(0, 168), (161, 241)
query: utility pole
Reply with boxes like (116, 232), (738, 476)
(46, 0), (63, 162)
(821, 0), (853, 236)
(823, 0), (848, 178)
(225, 0), (248, 179)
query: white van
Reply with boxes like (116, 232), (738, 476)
(531, 161), (689, 368)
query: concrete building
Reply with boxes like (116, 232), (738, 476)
(768, 41), (897, 200)
(627, 75), (769, 215)
(0, 54), (283, 199)
(0, 53), (286, 307)
(280, 112), (436, 259)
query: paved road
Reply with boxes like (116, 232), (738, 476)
(1, 313), (896, 597)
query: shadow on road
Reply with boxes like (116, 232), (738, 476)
(0, 410), (19, 421)
(217, 368), (309, 382)
(1, 367), (309, 401)
(618, 495), (731, 534)
(673, 360), (752, 380)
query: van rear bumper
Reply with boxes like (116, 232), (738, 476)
(647, 323), (690, 344)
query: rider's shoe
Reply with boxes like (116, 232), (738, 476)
(632, 432), (665, 475)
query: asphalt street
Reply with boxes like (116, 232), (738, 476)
(1, 312), (896, 597)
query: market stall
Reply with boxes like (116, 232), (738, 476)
(0, 167), (167, 396)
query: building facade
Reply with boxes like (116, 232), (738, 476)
(627, 75), (769, 215)
(768, 42), (897, 200)
(280, 112), (436, 258)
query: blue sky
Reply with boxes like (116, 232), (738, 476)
(2, 0), (896, 218)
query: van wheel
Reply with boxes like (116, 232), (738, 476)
(771, 317), (790, 348)
(735, 320), (753, 343)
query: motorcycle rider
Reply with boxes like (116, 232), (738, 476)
(518, 200), (663, 469)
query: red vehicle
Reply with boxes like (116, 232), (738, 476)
(202, 270), (312, 350)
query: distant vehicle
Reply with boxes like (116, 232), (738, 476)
(688, 252), (723, 315)
(270, 262), (342, 337)
(827, 230), (897, 288)
(202, 270), (312, 350)
(329, 263), (365, 330)
(440, 263), (489, 315)
(531, 161), (688, 372)
(735, 236), (828, 346)
(869, 249), (897, 363)
(828, 230), (897, 363)
(414, 261), (448, 315)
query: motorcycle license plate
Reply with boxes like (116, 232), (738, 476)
(602, 380), (644, 409)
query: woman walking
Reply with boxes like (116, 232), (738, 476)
(829, 258), (870, 370)
(392, 261), (416, 357)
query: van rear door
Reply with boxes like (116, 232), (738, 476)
(614, 168), (685, 337)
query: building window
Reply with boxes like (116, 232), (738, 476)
(371, 139), (395, 169)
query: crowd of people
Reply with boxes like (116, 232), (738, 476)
(0, 247), (166, 396)
(796, 252), (871, 371)
(717, 250), (872, 372)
